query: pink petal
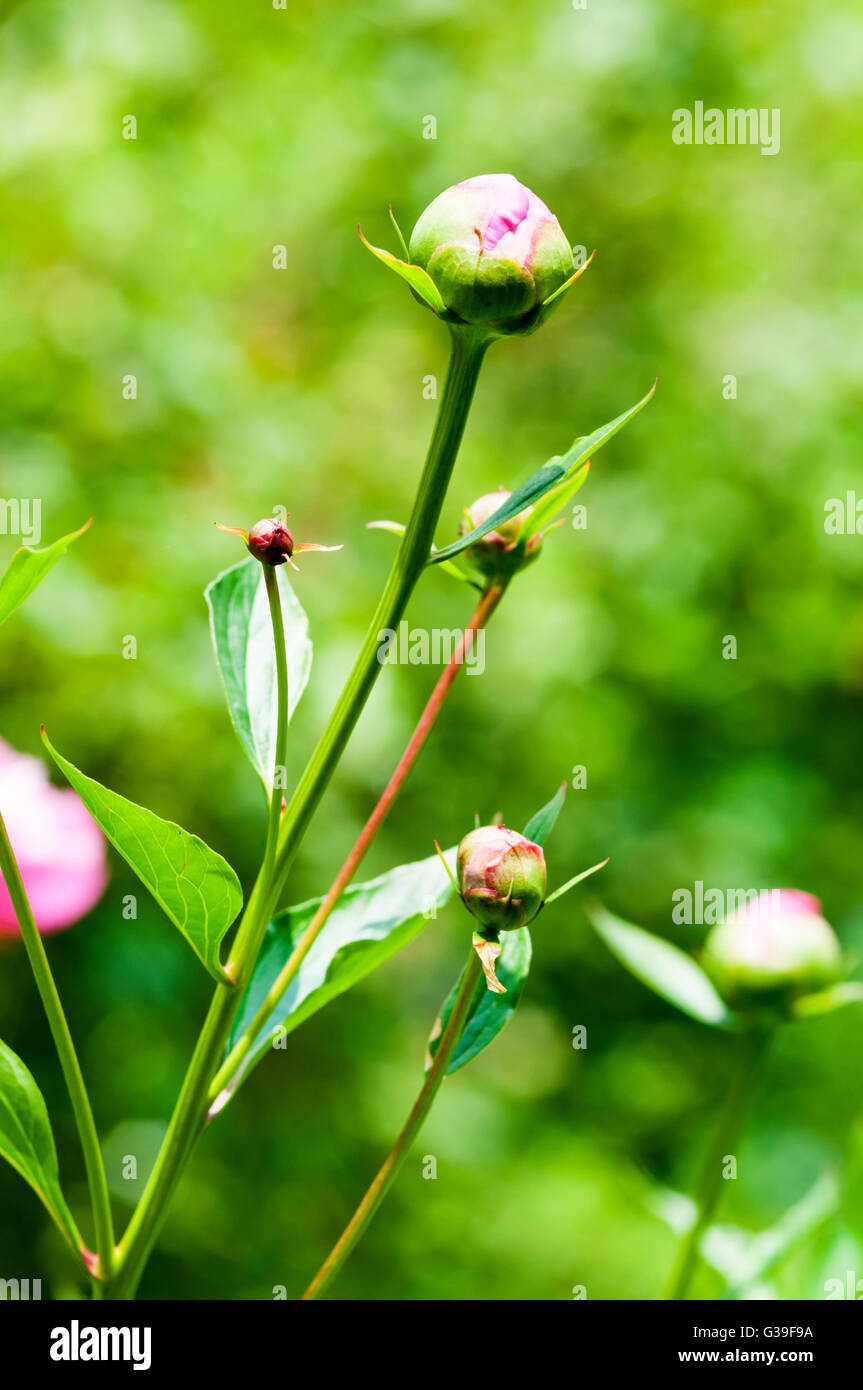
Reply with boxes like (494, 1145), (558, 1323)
(0, 738), (108, 936)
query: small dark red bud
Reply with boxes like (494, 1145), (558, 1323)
(247, 519), (295, 566)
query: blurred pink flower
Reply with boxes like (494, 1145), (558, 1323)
(0, 738), (108, 936)
(732, 888), (823, 924)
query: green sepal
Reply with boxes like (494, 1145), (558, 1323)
(790, 982), (863, 1020)
(366, 520), (481, 589)
(523, 782), (566, 845)
(358, 225), (448, 314)
(545, 857), (609, 906)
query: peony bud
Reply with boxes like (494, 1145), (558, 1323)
(216, 517), (342, 571)
(460, 488), (542, 581)
(703, 890), (842, 1011)
(0, 738), (107, 936)
(408, 174), (580, 334)
(247, 518), (294, 566)
(457, 824), (547, 932)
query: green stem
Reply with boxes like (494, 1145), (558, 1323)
(108, 325), (490, 1299)
(0, 811), (115, 1284)
(303, 947), (482, 1300)
(661, 1025), (772, 1300)
(260, 565), (289, 896)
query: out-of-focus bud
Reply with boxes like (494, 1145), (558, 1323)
(247, 518), (295, 566)
(457, 824), (547, 933)
(0, 739), (107, 937)
(409, 174), (579, 333)
(703, 890), (842, 1011)
(460, 488), (542, 581)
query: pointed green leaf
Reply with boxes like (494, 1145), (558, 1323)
(523, 782), (567, 845)
(430, 382), (657, 565)
(358, 225), (448, 314)
(588, 904), (737, 1028)
(0, 1038), (81, 1257)
(41, 731), (241, 983)
(206, 556), (312, 794)
(527, 459), (591, 537)
(426, 927), (532, 1076)
(0, 520), (91, 627)
(226, 846), (458, 1085)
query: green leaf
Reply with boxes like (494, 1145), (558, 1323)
(226, 846), (458, 1084)
(0, 1038), (81, 1257)
(588, 904), (737, 1028)
(527, 459), (591, 537)
(42, 730), (241, 983)
(0, 519), (91, 627)
(523, 782), (567, 845)
(426, 927), (532, 1076)
(358, 225), (448, 314)
(430, 382), (657, 565)
(206, 556), (312, 793)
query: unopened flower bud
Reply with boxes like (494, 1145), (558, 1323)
(409, 174), (577, 333)
(703, 890), (842, 1011)
(460, 488), (542, 580)
(247, 518), (294, 566)
(457, 824), (547, 932)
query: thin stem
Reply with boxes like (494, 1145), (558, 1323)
(209, 580), (505, 1105)
(661, 1025), (772, 1300)
(108, 326), (490, 1299)
(261, 565), (289, 894)
(0, 811), (115, 1282)
(303, 947), (483, 1300)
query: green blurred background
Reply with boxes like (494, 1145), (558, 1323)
(1, 0), (862, 1300)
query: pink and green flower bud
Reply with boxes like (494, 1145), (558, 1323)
(457, 824), (547, 932)
(409, 174), (579, 334)
(703, 890), (842, 1011)
(460, 488), (542, 581)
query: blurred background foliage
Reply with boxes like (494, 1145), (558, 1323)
(1, 0), (862, 1300)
